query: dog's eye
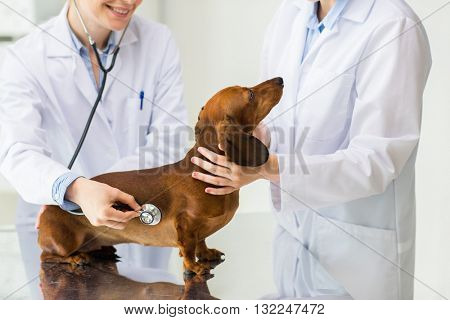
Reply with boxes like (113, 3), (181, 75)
(249, 89), (255, 102)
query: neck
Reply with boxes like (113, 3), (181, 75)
(67, 0), (111, 49)
(318, 0), (336, 21)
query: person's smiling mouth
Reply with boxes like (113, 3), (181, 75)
(105, 4), (131, 18)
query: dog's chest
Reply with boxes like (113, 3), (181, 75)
(198, 193), (239, 238)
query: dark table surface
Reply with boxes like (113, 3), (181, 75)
(1, 213), (278, 300)
(39, 261), (218, 300)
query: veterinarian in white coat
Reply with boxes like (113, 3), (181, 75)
(0, 0), (188, 293)
(191, 0), (432, 299)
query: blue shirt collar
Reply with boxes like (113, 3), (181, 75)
(306, 0), (350, 33)
(66, 18), (116, 55)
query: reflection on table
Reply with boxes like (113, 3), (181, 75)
(39, 260), (220, 300)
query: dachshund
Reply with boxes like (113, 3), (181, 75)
(38, 77), (284, 275)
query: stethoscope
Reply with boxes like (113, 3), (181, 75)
(67, 0), (162, 226)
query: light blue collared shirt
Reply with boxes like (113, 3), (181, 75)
(68, 21), (116, 90)
(301, 0), (349, 62)
(51, 22), (116, 211)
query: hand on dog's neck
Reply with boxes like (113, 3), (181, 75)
(194, 125), (224, 157)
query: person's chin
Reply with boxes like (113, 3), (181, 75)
(107, 20), (131, 32)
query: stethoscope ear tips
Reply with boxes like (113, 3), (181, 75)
(139, 204), (162, 226)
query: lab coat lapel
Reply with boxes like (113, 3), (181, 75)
(42, 6), (80, 163)
(293, 26), (339, 149)
(49, 3), (99, 110)
(301, 26), (339, 70)
(300, 0), (376, 68)
(72, 55), (98, 106)
(274, 4), (310, 154)
(71, 49), (120, 143)
(102, 53), (123, 99)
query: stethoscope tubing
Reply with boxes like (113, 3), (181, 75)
(67, 45), (120, 170)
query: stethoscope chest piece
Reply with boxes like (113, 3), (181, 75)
(139, 204), (162, 226)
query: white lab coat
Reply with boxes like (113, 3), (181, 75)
(0, 5), (189, 288)
(261, 0), (431, 299)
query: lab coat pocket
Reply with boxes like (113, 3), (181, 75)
(299, 69), (355, 141)
(312, 215), (399, 299)
(122, 97), (153, 152)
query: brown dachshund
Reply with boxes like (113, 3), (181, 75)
(38, 77), (284, 275)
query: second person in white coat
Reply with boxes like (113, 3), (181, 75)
(190, 0), (432, 299)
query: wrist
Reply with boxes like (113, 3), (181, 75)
(65, 177), (88, 204)
(261, 154), (279, 183)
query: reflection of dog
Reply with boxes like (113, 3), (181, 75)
(38, 78), (284, 275)
(39, 260), (218, 300)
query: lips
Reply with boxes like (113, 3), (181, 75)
(106, 4), (130, 18)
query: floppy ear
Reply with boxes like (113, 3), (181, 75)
(219, 117), (269, 167)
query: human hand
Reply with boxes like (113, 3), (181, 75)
(191, 146), (279, 195)
(66, 178), (141, 230)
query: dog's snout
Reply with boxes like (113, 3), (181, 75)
(275, 77), (284, 87)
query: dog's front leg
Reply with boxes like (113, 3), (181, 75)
(178, 238), (208, 275)
(176, 216), (208, 275)
(195, 240), (224, 262)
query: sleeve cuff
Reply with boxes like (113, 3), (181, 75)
(52, 172), (82, 211)
(270, 153), (309, 213)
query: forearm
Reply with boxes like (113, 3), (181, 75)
(0, 149), (72, 205)
(274, 135), (418, 211)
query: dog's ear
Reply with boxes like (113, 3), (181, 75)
(219, 116), (269, 167)
(194, 106), (206, 138)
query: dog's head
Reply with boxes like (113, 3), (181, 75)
(195, 77), (283, 167)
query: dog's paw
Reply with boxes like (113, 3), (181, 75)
(69, 253), (92, 267)
(89, 246), (120, 262)
(41, 251), (91, 267)
(197, 248), (225, 262)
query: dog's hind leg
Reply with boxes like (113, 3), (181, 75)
(38, 208), (96, 267)
(40, 246), (117, 268)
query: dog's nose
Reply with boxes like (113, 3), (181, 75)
(275, 77), (284, 87)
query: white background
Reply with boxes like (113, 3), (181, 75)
(0, 0), (448, 299)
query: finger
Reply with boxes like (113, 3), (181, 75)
(191, 171), (233, 187)
(103, 220), (127, 230)
(104, 207), (139, 222)
(122, 210), (141, 220)
(191, 157), (231, 178)
(197, 147), (229, 167)
(205, 187), (236, 195)
(114, 190), (141, 211)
